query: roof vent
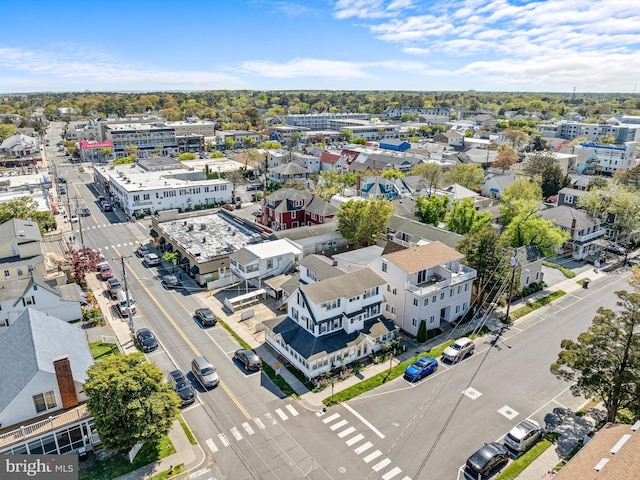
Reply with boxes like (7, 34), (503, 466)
(610, 434), (631, 454)
(202, 237), (206, 243)
(26, 217), (33, 226)
(594, 458), (609, 471)
(17, 230), (25, 237)
(187, 224), (194, 231)
(631, 421), (640, 431)
(200, 224), (206, 230)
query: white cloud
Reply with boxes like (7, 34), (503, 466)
(333, 0), (414, 19)
(238, 58), (373, 78)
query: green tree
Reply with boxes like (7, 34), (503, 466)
(113, 156), (136, 164)
(415, 195), (449, 226)
(599, 134), (616, 145)
(224, 137), (235, 150)
(503, 127), (528, 149)
(499, 180), (542, 227)
(443, 163), (484, 192)
(501, 203), (570, 257)
(0, 124), (17, 141)
(550, 290), (640, 423)
(0, 196), (55, 234)
(178, 152), (197, 161)
(99, 147), (112, 162)
(457, 227), (511, 305)
(162, 251), (179, 272)
(416, 320), (427, 343)
(380, 169), (404, 180)
(124, 145), (138, 157)
(341, 129), (353, 142)
(526, 135), (547, 152)
(445, 198), (491, 235)
(411, 163), (442, 196)
(336, 199), (393, 247)
(82, 353), (180, 453)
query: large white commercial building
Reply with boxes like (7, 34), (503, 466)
(285, 113), (372, 129)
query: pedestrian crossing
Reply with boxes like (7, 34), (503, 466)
(204, 403), (299, 455)
(316, 409), (411, 480)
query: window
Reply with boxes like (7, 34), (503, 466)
(455, 305), (460, 313)
(417, 269), (427, 284)
(424, 298), (428, 306)
(465, 283), (468, 291)
(535, 272), (540, 281)
(33, 390), (57, 413)
(429, 315), (435, 324)
(381, 261), (387, 273)
(432, 295), (437, 303)
(133, 195), (140, 202)
(291, 211), (296, 219)
(413, 298), (418, 306)
(3, 270), (9, 277)
(266, 258), (273, 269)
(17, 267), (23, 276)
(440, 292), (445, 300)
(392, 288), (397, 295)
(412, 318), (417, 327)
(450, 289), (454, 297)
(143, 194), (150, 200)
(22, 296), (35, 306)
(457, 286), (461, 294)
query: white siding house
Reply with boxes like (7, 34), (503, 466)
(229, 239), (303, 289)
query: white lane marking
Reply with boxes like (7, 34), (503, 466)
(218, 433), (230, 446)
(373, 458), (392, 472)
(242, 422), (255, 435)
(363, 450), (382, 463)
(343, 403), (385, 439)
(401, 477), (412, 480)
(189, 467), (211, 479)
(104, 246), (110, 250)
(330, 419), (349, 431)
(322, 413), (341, 424)
(338, 426), (356, 438)
(285, 404), (299, 416)
(205, 438), (218, 453)
(382, 467), (403, 480)
(230, 427), (243, 441)
(354, 441), (373, 454)
(264, 413), (277, 425)
(116, 244), (121, 247)
(254, 418), (266, 430)
(275, 408), (289, 421)
(346, 434), (364, 446)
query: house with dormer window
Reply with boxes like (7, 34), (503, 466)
(261, 188), (337, 231)
(369, 242), (476, 336)
(0, 218), (46, 280)
(359, 176), (399, 200)
(263, 266), (396, 379)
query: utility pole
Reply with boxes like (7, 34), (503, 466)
(504, 250), (518, 323)
(119, 255), (134, 334)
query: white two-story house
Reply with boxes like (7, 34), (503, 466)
(229, 239), (303, 290)
(369, 242), (477, 336)
(0, 218), (46, 280)
(263, 264), (396, 379)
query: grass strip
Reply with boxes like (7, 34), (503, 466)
(543, 261), (576, 278)
(147, 463), (185, 480)
(495, 436), (555, 480)
(177, 415), (197, 446)
(88, 341), (119, 360)
(511, 290), (566, 320)
(79, 435), (175, 480)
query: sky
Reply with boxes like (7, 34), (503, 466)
(0, 0), (639, 94)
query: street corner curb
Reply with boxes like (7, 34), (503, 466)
(297, 396), (327, 412)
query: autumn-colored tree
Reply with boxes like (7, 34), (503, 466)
(492, 145), (518, 172)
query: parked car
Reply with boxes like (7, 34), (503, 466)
(135, 328), (158, 353)
(442, 337), (475, 363)
(195, 308), (217, 327)
(59, 186), (67, 195)
(117, 290), (136, 316)
(137, 244), (150, 257)
(404, 356), (438, 382)
(191, 356), (219, 388)
(70, 214), (78, 223)
(143, 253), (161, 266)
(97, 262), (113, 280)
(168, 370), (196, 407)
(606, 243), (626, 255)
(106, 277), (122, 299)
(162, 274), (181, 288)
(247, 183), (262, 191)
(504, 419), (543, 455)
(466, 442), (509, 477)
(101, 201), (112, 212)
(79, 207), (91, 217)
(233, 349), (262, 371)
(58, 177), (67, 183)
(97, 195), (105, 203)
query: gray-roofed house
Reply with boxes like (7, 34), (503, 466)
(272, 221), (348, 256)
(369, 241), (477, 336)
(385, 215), (465, 249)
(481, 168), (517, 199)
(557, 187), (588, 208)
(514, 245), (545, 290)
(0, 218), (46, 279)
(269, 162), (311, 185)
(263, 267), (395, 379)
(359, 176), (398, 200)
(0, 272), (83, 327)
(537, 205), (605, 260)
(0, 308), (93, 431)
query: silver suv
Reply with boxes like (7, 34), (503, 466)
(442, 337), (475, 363)
(504, 419), (543, 454)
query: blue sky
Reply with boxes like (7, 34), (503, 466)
(1, 0), (638, 93)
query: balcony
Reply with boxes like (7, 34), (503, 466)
(574, 228), (605, 243)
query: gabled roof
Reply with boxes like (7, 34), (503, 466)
(0, 308), (93, 413)
(0, 218), (43, 246)
(300, 268), (384, 304)
(272, 220), (340, 241)
(299, 254), (344, 281)
(0, 272), (60, 303)
(384, 241), (464, 273)
(440, 183), (478, 199)
(386, 215), (464, 249)
(515, 244), (544, 264)
(271, 162), (310, 175)
(320, 151), (341, 165)
(305, 196), (338, 217)
(537, 205), (600, 230)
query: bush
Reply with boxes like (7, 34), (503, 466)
(416, 320), (427, 343)
(427, 327), (442, 340)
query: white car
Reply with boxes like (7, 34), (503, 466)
(441, 337), (475, 363)
(143, 253), (160, 266)
(70, 214), (79, 223)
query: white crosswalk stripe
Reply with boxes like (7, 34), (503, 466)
(382, 467), (403, 480)
(254, 418), (266, 430)
(264, 413), (277, 425)
(354, 441), (373, 454)
(346, 434), (364, 446)
(242, 422), (255, 435)
(205, 438), (218, 453)
(116, 244), (121, 247)
(363, 450), (382, 463)
(285, 404), (299, 416)
(104, 246), (110, 250)
(400, 476), (412, 480)
(372, 458), (391, 472)
(275, 408), (289, 421)
(337, 427), (355, 438)
(322, 413), (340, 424)
(230, 427), (243, 441)
(218, 433), (230, 447)
(330, 420), (348, 431)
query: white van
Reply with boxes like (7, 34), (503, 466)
(143, 253), (160, 266)
(117, 290), (136, 316)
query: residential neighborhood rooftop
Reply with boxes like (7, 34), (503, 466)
(384, 241), (464, 273)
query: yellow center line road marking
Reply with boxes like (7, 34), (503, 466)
(114, 247), (252, 420)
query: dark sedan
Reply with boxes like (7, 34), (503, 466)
(233, 349), (262, 371)
(135, 328), (158, 353)
(168, 370), (196, 407)
(195, 308), (217, 326)
(466, 442), (509, 477)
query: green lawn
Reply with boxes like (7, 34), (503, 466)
(79, 435), (175, 480)
(89, 341), (119, 360)
(147, 463), (185, 480)
(495, 436), (555, 480)
(543, 261), (576, 278)
(511, 290), (566, 320)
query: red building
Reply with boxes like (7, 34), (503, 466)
(261, 189), (337, 231)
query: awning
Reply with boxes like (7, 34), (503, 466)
(190, 265), (200, 275)
(158, 237), (165, 244)
(150, 229), (158, 238)
(180, 257), (190, 265)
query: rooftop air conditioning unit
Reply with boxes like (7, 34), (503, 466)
(202, 237), (206, 243)
(187, 224), (194, 231)
(200, 224), (206, 230)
